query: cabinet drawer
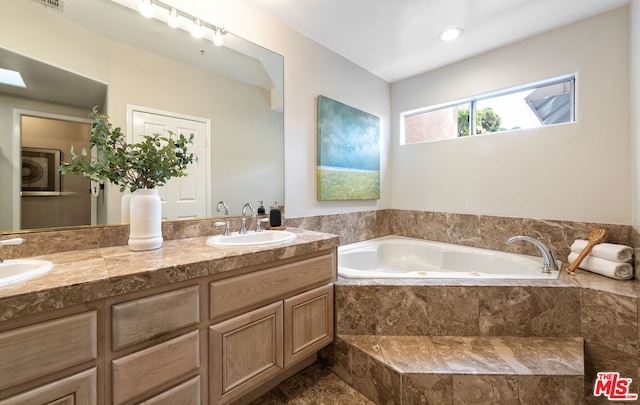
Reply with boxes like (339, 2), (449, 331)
(112, 285), (199, 351)
(284, 284), (334, 367)
(112, 331), (200, 405)
(140, 376), (200, 405)
(209, 302), (283, 404)
(0, 368), (96, 405)
(210, 253), (335, 321)
(0, 311), (97, 391)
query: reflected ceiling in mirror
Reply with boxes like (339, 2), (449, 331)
(0, 0), (284, 233)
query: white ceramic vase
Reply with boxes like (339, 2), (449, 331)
(120, 190), (132, 224)
(128, 189), (163, 251)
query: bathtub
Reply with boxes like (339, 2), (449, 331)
(338, 236), (561, 279)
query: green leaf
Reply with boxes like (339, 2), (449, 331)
(59, 107), (196, 192)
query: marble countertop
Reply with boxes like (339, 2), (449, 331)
(0, 228), (340, 322)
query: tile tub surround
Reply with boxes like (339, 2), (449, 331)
(333, 276), (640, 404)
(0, 228), (339, 322)
(291, 210), (634, 266)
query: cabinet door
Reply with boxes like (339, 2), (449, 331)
(284, 284), (334, 367)
(0, 368), (96, 405)
(209, 301), (283, 404)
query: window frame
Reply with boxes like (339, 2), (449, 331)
(400, 74), (576, 145)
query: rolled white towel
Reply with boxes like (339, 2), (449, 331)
(568, 252), (633, 280)
(570, 240), (633, 263)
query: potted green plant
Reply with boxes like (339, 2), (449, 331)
(60, 108), (195, 251)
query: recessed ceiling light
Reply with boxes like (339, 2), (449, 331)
(439, 27), (464, 42)
(0, 68), (26, 88)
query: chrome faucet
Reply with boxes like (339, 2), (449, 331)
(255, 217), (265, 233)
(240, 203), (255, 234)
(216, 201), (231, 236)
(506, 235), (558, 273)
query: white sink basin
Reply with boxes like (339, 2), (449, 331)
(206, 230), (296, 247)
(0, 259), (54, 287)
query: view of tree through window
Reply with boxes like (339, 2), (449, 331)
(401, 75), (575, 144)
(457, 107), (503, 136)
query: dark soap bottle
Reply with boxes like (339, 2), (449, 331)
(269, 201), (282, 227)
(257, 200), (266, 216)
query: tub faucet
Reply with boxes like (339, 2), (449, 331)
(506, 236), (557, 273)
(240, 203), (255, 234)
(216, 201), (231, 236)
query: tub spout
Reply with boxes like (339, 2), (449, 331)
(506, 236), (558, 273)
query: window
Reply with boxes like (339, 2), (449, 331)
(401, 75), (575, 144)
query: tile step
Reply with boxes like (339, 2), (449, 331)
(322, 335), (585, 404)
(339, 334), (584, 376)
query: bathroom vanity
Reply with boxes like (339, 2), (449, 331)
(0, 228), (338, 404)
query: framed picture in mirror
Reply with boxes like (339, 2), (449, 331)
(21, 147), (61, 196)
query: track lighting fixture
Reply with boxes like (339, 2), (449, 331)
(138, 0), (154, 19)
(213, 28), (225, 47)
(135, 0), (227, 48)
(167, 7), (179, 28)
(191, 18), (204, 39)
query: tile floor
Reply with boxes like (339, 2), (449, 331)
(250, 362), (374, 404)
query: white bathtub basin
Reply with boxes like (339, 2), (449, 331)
(338, 236), (561, 279)
(0, 259), (54, 286)
(206, 230), (296, 247)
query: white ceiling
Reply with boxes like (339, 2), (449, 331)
(242, 0), (629, 83)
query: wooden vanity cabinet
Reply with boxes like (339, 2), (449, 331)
(0, 246), (337, 405)
(208, 251), (336, 404)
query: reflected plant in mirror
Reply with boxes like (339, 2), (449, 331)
(0, 0), (284, 233)
(60, 108), (196, 193)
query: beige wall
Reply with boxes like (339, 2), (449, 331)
(390, 7), (631, 225)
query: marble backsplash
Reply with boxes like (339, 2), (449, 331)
(2, 209), (637, 278)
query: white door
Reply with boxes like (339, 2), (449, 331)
(128, 106), (210, 220)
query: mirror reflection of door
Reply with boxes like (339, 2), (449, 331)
(20, 114), (93, 230)
(129, 106), (210, 220)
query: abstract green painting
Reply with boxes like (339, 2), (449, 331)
(317, 95), (380, 200)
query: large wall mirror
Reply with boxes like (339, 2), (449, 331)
(0, 0), (284, 233)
